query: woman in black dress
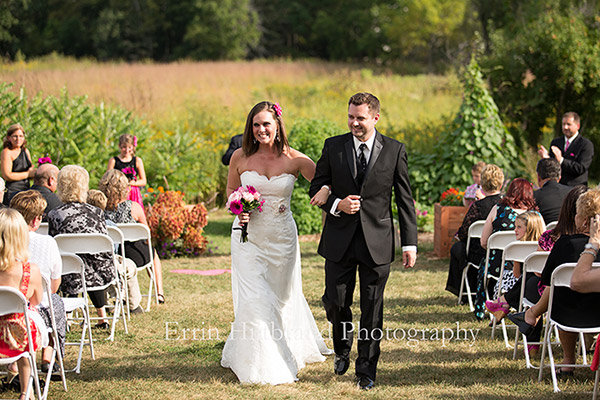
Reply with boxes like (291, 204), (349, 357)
(0, 124), (36, 205)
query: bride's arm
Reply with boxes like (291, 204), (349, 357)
(226, 149), (243, 196)
(227, 150), (250, 226)
(294, 150), (316, 182)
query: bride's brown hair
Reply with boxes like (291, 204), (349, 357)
(242, 101), (289, 157)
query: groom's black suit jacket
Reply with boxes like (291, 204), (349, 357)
(549, 134), (594, 186)
(309, 131), (417, 265)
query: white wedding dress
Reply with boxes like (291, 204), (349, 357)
(221, 170), (332, 385)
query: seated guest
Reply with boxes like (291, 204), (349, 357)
(446, 164), (504, 298)
(10, 190), (66, 374)
(473, 178), (538, 320)
(31, 163), (62, 221)
(509, 188), (600, 376)
(47, 165), (114, 330)
(99, 169), (165, 304)
(533, 158), (571, 225)
(571, 213), (600, 293)
(503, 186), (587, 355)
(0, 208), (48, 400)
(86, 188), (144, 314)
(463, 161), (486, 207)
(484, 211), (545, 321)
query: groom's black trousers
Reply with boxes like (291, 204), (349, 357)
(322, 224), (390, 381)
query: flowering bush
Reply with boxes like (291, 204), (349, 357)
(414, 201), (434, 232)
(146, 190), (208, 258)
(142, 186), (163, 207)
(439, 188), (464, 206)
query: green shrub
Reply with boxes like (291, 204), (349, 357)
(407, 57), (525, 204)
(0, 83), (152, 188)
(288, 118), (343, 235)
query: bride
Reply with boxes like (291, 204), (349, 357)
(221, 101), (332, 384)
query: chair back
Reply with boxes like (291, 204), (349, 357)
(0, 286), (28, 316)
(488, 231), (517, 251)
(503, 241), (539, 264)
(523, 251), (550, 275)
(116, 223), (151, 242)
(54, 233), (114, 255)
(37, 222), (49, 235)
(466, 220), (486, 257)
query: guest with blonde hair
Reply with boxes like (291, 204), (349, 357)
(10, 190), (66, 374)
(47, 165), (115, 329)
(0, 208), (47, 399)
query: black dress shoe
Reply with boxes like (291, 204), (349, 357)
(356, 376), (375, 390)
(333, 354), (350, 375)
(507, 312), (534, 336)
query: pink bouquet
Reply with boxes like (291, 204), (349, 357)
(37, 157), (52, 166)
(122, 167), (137, 181)
(227, 185), (264, 242)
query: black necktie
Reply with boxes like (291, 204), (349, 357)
(357, 143), (367, 185)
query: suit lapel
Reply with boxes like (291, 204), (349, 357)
(345, 135), (357, 181)
(367, 131), (383, 174)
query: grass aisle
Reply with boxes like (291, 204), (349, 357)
(36, 210), (595, 399)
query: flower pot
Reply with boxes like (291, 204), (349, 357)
(434, 203), (468, 258)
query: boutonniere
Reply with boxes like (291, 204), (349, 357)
(569, 153), (575, 157)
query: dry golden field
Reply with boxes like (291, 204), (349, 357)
(0, 57), (461, 136)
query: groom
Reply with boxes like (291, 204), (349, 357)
(309, 92), (417, 390)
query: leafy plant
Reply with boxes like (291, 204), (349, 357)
(288, 118), (343, 235)
(408, 56), (524, 204)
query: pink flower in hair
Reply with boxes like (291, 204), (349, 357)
(133, 135), (138, 147)
(273, 103), (283, 117)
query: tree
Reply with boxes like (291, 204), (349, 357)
(176, 0), (260, 60)
(484, 1), (600, 176)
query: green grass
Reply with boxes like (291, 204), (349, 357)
(11, 210), (597, 399)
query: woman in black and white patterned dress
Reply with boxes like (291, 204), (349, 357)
(47, 165), (115, 329)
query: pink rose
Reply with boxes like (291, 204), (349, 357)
(242, 192), (255, 202)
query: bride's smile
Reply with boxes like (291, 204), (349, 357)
(252, 111), (277, 145)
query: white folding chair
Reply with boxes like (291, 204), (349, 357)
(512, 251), (555, 368)
(482, 231), (517, 297)
(39, 275), (67, 396)
(458, 220), (486, 311)
(116, 223), (158, 311)
(106, 226), (131, 320)
(546, 221), (558, 231)
(491, 241), (540, 347)
(538, 263), (600, 393)
(54, 234), (128, 342)
(59, 253), (94, 374)
(0, 287), (43, 400)
(37, 223), (48, 236)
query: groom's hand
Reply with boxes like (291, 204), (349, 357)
(337, 195), (361, 214)
(402, 251), (417, 269)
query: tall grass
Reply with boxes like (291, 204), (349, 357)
(0, 57), (461, 144)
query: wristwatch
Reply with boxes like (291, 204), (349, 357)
(584, 243), (599, 252)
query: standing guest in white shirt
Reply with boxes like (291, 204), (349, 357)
(537, 111), (594, 186)
(10, 190), (65, 375)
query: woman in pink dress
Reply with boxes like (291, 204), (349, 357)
(107, 134), (146, 209)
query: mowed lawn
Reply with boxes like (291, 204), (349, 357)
(11, 210), (596, 399)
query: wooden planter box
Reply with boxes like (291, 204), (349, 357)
(434, 203), (468, 258)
